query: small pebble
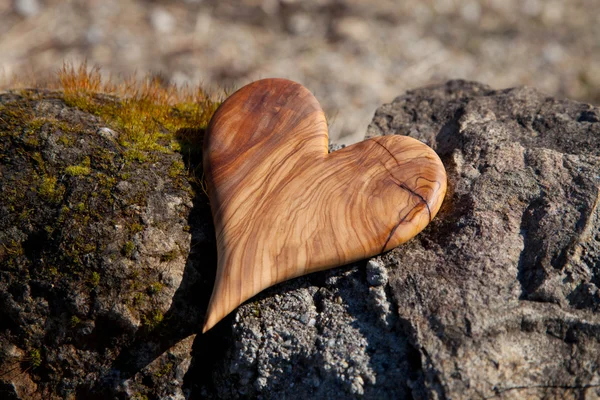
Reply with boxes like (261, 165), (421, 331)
(97, 127), (118, 140)
(14, 0), (41, 17)
(366, 259), (388, 286)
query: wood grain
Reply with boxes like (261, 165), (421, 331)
(202, 78), (447, 332)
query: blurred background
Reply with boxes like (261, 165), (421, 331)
(1, 0), (599, 144)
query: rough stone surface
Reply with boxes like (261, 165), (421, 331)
(211, 81), (600, 399)
(0, 91), (216, 399)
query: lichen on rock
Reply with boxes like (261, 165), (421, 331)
(0, 66), (220, 399)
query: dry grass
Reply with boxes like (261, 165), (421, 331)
(3, 61), (223, 156)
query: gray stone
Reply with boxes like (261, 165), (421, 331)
(0, 90), (212, 399)
(366, 259), (388, 286)
(13, 0), (41, 17)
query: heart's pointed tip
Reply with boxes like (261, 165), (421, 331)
(202, 312), (217, 334)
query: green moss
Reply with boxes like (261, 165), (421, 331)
(133, 292), (146, 306)
(31, 152), (45, 169)
(168, 160), (185, 178)
(58, 135), (72, 146)
(129, 223), (143, 234)
(44, 225), (54, 235)
(251, 302), (261, 318)
(143, 310), (164, 329)
(27, 117), (47, 132)
(97, 172), (116, 188)
(29, 349), (41, 368)
(148, 282), (163, 296)
(38, 175), (56, 196)
(123, 149), (148, 163)
(122, 241), (135, 258)
(169, 140), (182, 152)
(38, 175), (64, 202)
(19, 208), (33, 221)
(66, 165), (91, 176)
(154, 362), (173, 378)
(55, 65), (221, 186)
(70, 316), (81, 327)
(160, 249), (178, 262)
(65, 156), (92, 176)
(23, 136), (40, 147)
(3, 240), (24, 257)
(89, 271), (100, 287)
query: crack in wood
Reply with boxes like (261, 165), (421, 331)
(373, 139), (432, 222)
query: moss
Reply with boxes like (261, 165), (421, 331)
(44, 225), (54, 236)
(89, 272), (100, 287)
(97, 172), (116, 188)
(58, 135), (72, 146)
(154, 362), (173, 378)
(29, 349), (41, 368)
(27, 117), (47, 132)
(54, 62), (221, 180)
(2, 240), (24, 257)
(251, 302), (261, 318)
(168, 160), (185, 178)
(133, 292), (146, 306)
(70, 316), (81, 327)
(129, 223), (143, 234)
(142, 310), (164, 329)
(160, 249), (178, 263)
(19, 208), (33, 221)
(65, 157), (92, 176)
(123, 149), (148, 163)
(122, 241), (135, 258)
(38, 175), (64, 203)
(23, 136), (40, 148)
(169, 140), (182, 152)
(148, 282), (163, 296)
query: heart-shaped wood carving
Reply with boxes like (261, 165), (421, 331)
(202, 79), (446, 332)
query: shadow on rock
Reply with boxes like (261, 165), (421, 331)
(89, 127), (234, 398)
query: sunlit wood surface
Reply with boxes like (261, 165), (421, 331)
(202, 78), (447, 332)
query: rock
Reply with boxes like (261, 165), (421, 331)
(13, 0), (41, 17)
(210, 81), (600, 399)
(0, 91), (216, 399)
(150, 8), (176, 34)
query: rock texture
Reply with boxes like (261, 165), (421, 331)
(0, 91), (216, 399)
(1, 81), (600, 399)
(212, 81), (600, 399)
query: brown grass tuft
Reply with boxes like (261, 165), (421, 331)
(1, 61), (224, 195)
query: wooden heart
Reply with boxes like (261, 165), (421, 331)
(202, 79), (446, 332)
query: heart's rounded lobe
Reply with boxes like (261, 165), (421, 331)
(202, 78), (446, 332)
